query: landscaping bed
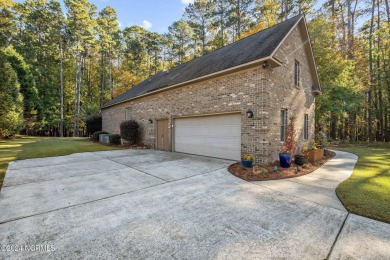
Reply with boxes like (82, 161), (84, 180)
(228, 150), (335, 181)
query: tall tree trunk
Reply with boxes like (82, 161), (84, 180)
(78, 54), (83, 135)
(201, 22), (205, 55)
(59, 38), (64, 138)
(219, 0), (225, 46)
(73, 54), (79, 137)
(108, 50), (113, 99)
(385, 0), (390, 22)
(330, 113), (337, 140)
(368, 0), (375, 143)
(349, 111), (356, 141)
(385, 109), (389, 141)
(340, 3), (347, 51)
(377, 0), (384, 141)
(73, 52), (83, 137)
(87, 58), (92, 102)
(162, 46), (166, 71)
(284, 0), (289, 21)
(237, 0), (241, 39)
(347, 0), (358, 139)
(344, 118), (349, 140)
(193, 38), (197, 58)
(347, 0), (352, 59)
(147, 51), (151, 76)
(100, 52), (105, 106)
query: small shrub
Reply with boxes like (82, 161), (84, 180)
(86, 114), (102, 135)
(120, 120), (139, 144)
(253, 166), (268, 175)
(280, 116), (297, 154)
(91, 131), (108, 142)
(242, 153), (254, 161)
(109, 134), (121, 145)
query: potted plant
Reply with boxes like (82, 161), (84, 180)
(294, 153), (308, 166)
(294, 142), (309, 166)
(241, 153), (254, 168)
(303, 140), (324, 163)
(279, 116), (297, 168)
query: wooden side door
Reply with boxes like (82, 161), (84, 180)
(156, 119), (169, 151)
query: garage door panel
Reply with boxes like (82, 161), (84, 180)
(201, 137), (240, 147)
(175, 138), (240, 149)
(202, 126), (240, 135)
(174, 114), (241, 160)
(175, 144), (239, 160)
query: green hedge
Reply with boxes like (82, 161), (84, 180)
(120, 120), (139, 144)
(109, 134), (121, 145)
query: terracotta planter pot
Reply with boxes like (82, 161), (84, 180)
(304, 149), (324, 163)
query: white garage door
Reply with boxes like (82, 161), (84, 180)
(174, 113), (241, 160)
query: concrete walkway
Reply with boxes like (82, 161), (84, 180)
(253, 150), (358, 211)
(0, 149), (389, 259)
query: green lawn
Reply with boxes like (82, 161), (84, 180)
(0, 136), (121, 190)
(332, 144), (390, 223)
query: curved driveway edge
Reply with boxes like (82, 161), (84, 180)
(253, 150), (390, 259)
(252, 150), (358, 211)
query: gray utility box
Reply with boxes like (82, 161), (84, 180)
(99, 134), (109, 144)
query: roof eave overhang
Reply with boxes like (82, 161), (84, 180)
(312, 89), (322, 96)
(102, 56), (280, 109)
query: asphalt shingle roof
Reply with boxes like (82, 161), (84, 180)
(103, 15), (303, 108)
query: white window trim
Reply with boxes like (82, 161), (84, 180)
(304, 114), (309, 140)
(294, 60), (300, 87)
(280, 109), (287, 142)
(125, 108), (132, 120)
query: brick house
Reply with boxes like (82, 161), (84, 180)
(102, 15), (321, 164)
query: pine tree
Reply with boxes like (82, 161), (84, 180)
(185, 0), (213, 55)
(98, 6), (119, 101)
(65, 0), (97, 137)
(168, 20), (194, 64)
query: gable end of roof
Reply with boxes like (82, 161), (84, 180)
(102, 15), (311, 109)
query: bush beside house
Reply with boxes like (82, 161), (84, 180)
(109, 134), (121, 145)
(120, 120), (139, 144)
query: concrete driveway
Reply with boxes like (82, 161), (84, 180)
(0, 150), (389, 259)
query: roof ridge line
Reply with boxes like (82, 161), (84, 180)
(102, 15), (305, 109)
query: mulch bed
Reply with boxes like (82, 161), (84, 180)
(93, 140), (149, 149)
(228, 150), (335, 181)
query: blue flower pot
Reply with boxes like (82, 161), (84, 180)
(241, 159), (253, 168)
(279, 153), (292, 168)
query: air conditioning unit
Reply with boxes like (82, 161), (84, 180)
(99, 134), (109, 144)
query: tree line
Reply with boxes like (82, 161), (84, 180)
(0, 0), (389, 142)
